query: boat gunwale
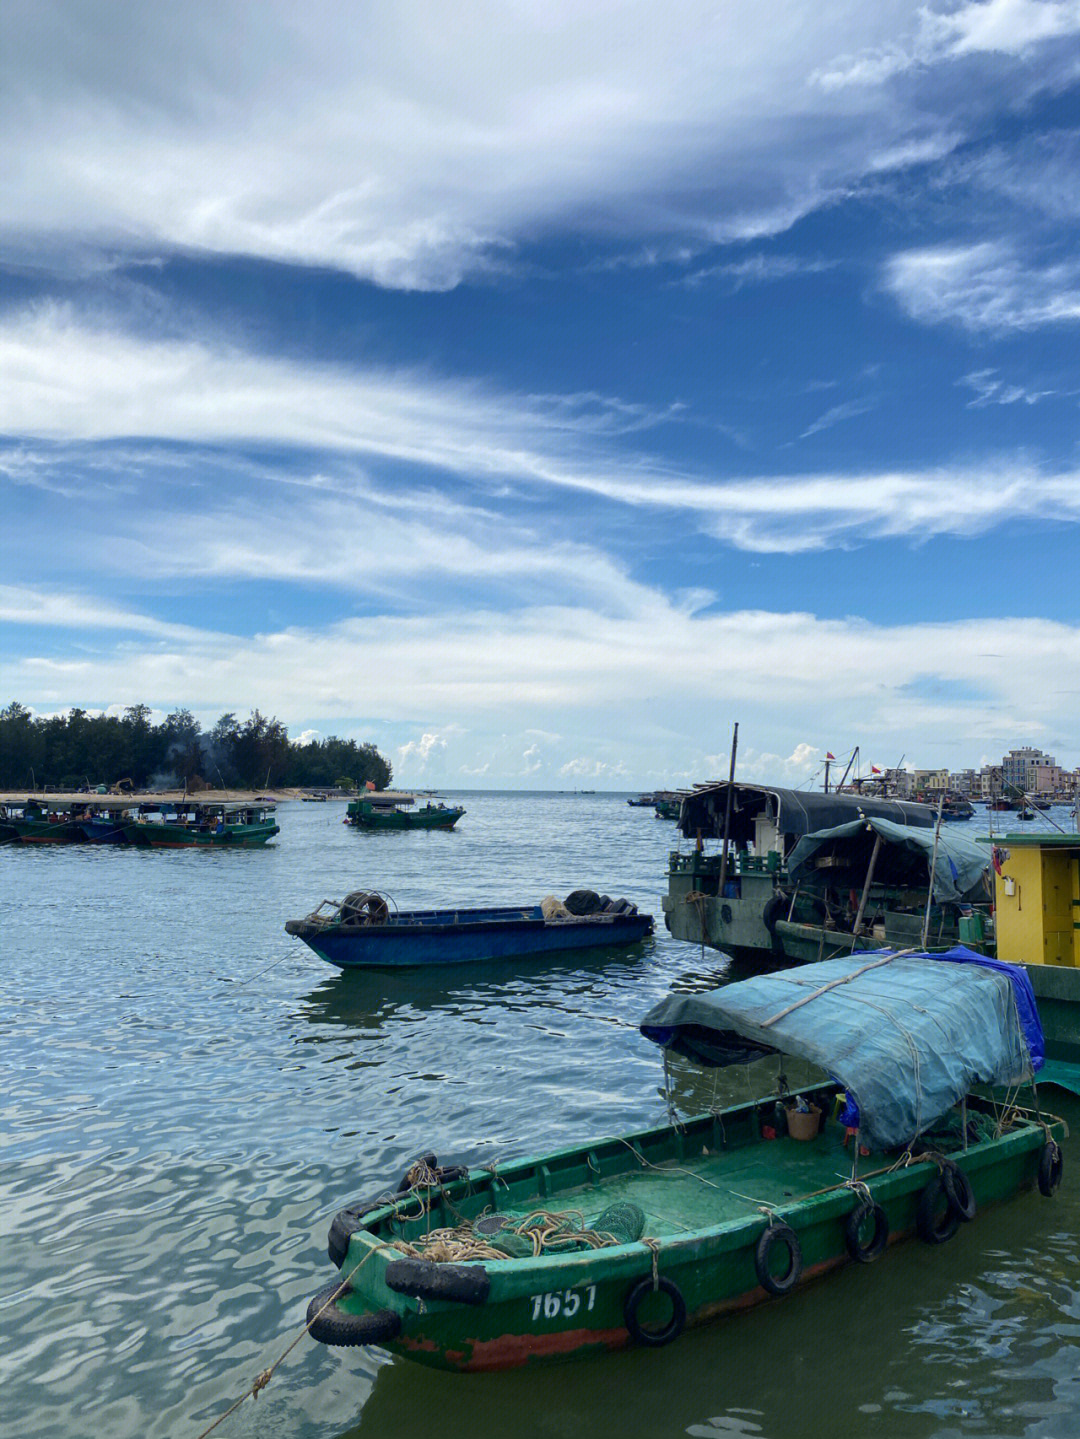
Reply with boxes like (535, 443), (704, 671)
(338, 1092), (1062, 1303)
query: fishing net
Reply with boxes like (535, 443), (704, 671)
(391, 1201), (647, 1263)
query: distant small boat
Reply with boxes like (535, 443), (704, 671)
(286, 889), (653, 968)
(627, 792), (657, 807)
(345, 792), (465, 831)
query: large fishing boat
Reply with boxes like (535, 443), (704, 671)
(664, 783), (938, 964)
(345, 792), (465, 831)
(123, 800), (279, 847)
(6, 798), (91, 843)
(305, 950), (1065, 1372)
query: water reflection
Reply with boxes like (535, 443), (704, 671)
(296, 948), (655, 1035)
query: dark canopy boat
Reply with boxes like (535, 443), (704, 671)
(304, 949), (1065, 1371)
(665, 783), (938, 964)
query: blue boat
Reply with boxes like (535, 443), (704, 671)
(285, 889), (653, 968)
(80, 808), (134, 843)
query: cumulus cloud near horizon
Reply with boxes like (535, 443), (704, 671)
(5, 583), (1079, 772)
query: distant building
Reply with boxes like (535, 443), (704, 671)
(883, 767), (913, 798)
(978, 765), (1003, 800)
(953, 769), (977, 796)
(913, 768), (950, 794)
(1002, 746), (1056, 795)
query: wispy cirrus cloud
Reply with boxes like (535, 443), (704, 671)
(3, 309), (1080, 563)
(681, 253), (837, 290)
(814, 0), (1080, 90)
(799, 398), (878, 439)
(958, 369), (1064, 405)
(883, 242), (1080, 330)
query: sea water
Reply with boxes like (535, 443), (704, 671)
(2, 795), (1077, 1439)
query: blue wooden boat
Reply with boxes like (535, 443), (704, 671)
(285, 890), (653, 968)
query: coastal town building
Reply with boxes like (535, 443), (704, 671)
(864, 750), (1077, 802)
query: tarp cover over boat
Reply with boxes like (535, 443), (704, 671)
(640, 950), (1042, 1151)
(676, 783), (936, 845)
(785, 816), (992, 904)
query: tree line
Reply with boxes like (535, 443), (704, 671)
(0, 703), (392, 792)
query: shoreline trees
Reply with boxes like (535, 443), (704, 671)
(0, 703), (392, 792)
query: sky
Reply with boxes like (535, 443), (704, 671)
(2, 0), (1079, 790)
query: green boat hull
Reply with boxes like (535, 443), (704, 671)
(314, 1088), (1066, 1372)
(10, 818), (86, 843)
(122, 821), (279, 847)
(346, 807), (465, 831)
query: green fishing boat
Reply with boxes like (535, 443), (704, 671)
(123, 800), (279, 847)
(7, 798), (89, 843)
(306, 950), (1065, 1372)
(345, 792), (465, 831)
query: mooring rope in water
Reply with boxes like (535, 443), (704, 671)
(191, 1240), (387, 1439)
(220, 946), (304, 990)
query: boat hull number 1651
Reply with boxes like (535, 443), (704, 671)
(530, 1285), (597, 1321)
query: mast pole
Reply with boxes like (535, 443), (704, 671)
(921, 792), (946, 948)
(717, 723), (739, 900)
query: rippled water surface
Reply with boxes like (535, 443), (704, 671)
(2, 794), (1077, 1439)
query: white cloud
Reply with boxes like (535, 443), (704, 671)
(4, 3), (1075, 287)
(958, 369), (1061, 406)
(397, 732), (447, 769)
(6, 589), (1079, 771)
(883, 243), (1080, 330)
(815, 0), (1080, 89)
(799, 398), (878, 439)
(4, 311), (1080, 560)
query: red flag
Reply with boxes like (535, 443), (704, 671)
(825, 752), (835, 761)
(365, 780), (376, 790)
(871, 766), (882, 774)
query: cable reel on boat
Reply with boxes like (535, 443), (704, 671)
(339, 891), (390, 926)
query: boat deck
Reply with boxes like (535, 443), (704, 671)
(542, 1127), (860, 1235)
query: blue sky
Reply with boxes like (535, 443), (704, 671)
(2, 0), (1079, 788)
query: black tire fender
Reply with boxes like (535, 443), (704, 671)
(754, 1222), (803, 1295)
(1038, 1140), (1063, 1198)
(942, 1162), (977, 1222)
(916, 1175), (960, 1244)
(761, 895), (787, 958)
(844, 1200), (889, 1262)
(384, 1258), (490, 1305)
(330, 1157), (470, 1266)
(328, 1191), (397, 1268)
(623, 1276), (686, 1347)
(306, 1282), (403, 1348)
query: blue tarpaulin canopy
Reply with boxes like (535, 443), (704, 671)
(639, 949), (1042, 1151)
(785, 816), (992, 904)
